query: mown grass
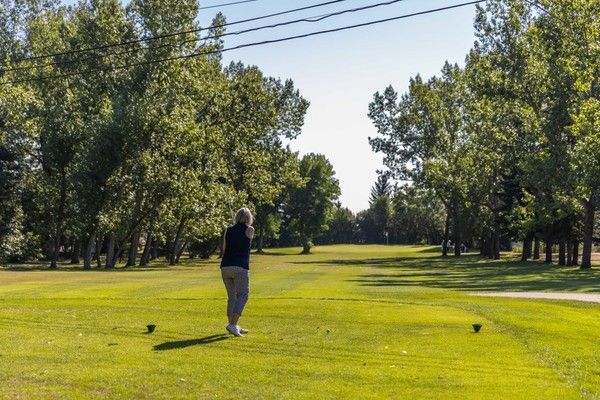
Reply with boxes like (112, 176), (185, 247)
(0, 245), (598, 399)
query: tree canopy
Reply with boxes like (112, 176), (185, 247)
(0, 0), (341, 265)
(368, 0), (600, 267)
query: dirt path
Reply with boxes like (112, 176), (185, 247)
(474, 292), (600, 303)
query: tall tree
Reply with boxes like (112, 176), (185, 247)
(285, 153), (340, 254)
(369, 173), (392, 205)
(390, 185), (445, 245)
(317, 205), (357, 244)
(369, 63), (472, 256)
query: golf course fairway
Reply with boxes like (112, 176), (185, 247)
(0, 245), (598, 399)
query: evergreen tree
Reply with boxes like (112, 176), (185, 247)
(369, 174), (392, 205)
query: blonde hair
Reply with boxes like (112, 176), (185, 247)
(234, 207), (254, 226)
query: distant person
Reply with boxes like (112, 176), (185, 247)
(220, 207), (255, 337)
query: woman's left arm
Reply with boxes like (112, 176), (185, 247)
(220, 230), (227, 257)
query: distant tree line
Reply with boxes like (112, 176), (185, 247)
(2, 0), (598, 270)
(0, 0), (340, 267)
(316, 174), (445, 246)
(367, 0), (600, 268)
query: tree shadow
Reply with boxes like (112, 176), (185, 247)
(1, 266), (55, 272)
(153, 334), (230, 351)
(415, 246), (445, 253)
(1, 257), (216, 272)
(290, 254), (481, 266)
(313, 255), (600, 293)
(255, 249), (301, 256)
(352, 258), (600, 292)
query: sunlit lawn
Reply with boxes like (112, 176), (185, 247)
(0, 245), (598, 399)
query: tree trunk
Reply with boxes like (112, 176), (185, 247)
(256, 224), (265, 254)
(581, 199), (595, 269)
(49, 236), (60, 269)
(83, 234), (96, 270)
(521, 234), (533, 261)
(480, 238), (487, 256)
(70, 240), (81, 264)
(49, 173), (67, 269)
(165, 238), (172, 262)
(566, 238), (573, 266)
(572, 241), (579, 266)
(140, 233), (152, 266)
(175, 239), (188, 264)
(492, 231), (500, 260)
(170, 218), (186, 265)
(301, 238), (311, 254)
(558, 240), (566, 266)
(452, 198), (461, 257)
(151, 239), (158, 260)
(116, 245), (124, 265)
(544, 238), (553, 264)
(96, 235), (103, 268)
(126, 230), (140, 267)
(105, 233), (116, 269)
(533, 237), (540, 260)
(442, 211), (450, 257)
(487, 233), (494, 260)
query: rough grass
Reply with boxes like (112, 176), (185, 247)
(0, 245), (598, 399)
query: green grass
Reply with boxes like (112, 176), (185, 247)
(0, 245), (599, 399)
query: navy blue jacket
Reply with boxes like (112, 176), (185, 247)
(220, 223), (251, 269)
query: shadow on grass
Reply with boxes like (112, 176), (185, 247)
(291, 254), (600, 293)
(255, 249), (303, 256)
(415, 246), (444, 253)
(1, 266), (55, 272)
(1, 256), (217, 272)
(153, 334), (230, 351)
(0, 265), (193, 272)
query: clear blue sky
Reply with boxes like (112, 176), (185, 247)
(65, 0), (480, 212)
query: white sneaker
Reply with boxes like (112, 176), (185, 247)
(226, 324), (242, 337)
(237, 326), (248, 334)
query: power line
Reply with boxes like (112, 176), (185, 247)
(521, 0), (551, 16)
(1, 0), (487, 86)
(2, 0), (486, 85)
(199, 0), (258, 10)
(2, 0), (410, 74)
(522, 0), (574, 28)
(217, 0), (411, 39)
(3, 0), (352, 66)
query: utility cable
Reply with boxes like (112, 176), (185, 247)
(200, 0), (258, 10)
(2, 0), (410, 74)
(4, 0), (353, 65)
(1, 0), (487, 86)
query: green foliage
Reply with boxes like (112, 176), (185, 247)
(570, 99), (600, 199)
(369, 0), (600, 264)
(317, 205), (357, 244)
(285, 153), (341, 253)
(369, 62), (474, 254)
(357, 195), (392, 244)
(368, 173), (392, 205)
(390, 185), (445, 244)
(0, 0), (314, 265)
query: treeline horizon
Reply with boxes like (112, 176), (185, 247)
(2, 0), (599, 269)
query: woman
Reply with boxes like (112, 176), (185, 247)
(220, 207), (254, 337)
